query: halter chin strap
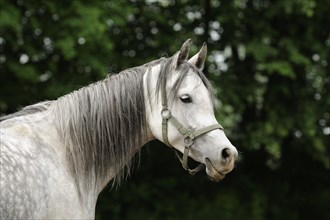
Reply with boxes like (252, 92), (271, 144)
(161, 78), (224, 175)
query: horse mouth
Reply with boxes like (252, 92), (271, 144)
(204, 158), (226, 182)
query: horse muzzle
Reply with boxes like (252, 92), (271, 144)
(204, 147), (237, 181)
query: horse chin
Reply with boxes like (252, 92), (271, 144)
(204, 158), (226, 182)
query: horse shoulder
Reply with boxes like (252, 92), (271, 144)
(0, 115), (88, 219)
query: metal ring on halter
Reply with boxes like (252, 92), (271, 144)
(161, 108), (171, 119)
(184, 137), (193, 147)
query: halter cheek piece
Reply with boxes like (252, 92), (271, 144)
(161, 78), (224, 175)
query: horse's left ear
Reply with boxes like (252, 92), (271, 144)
(189, 42), (207, 70)
(175, 39), (192, 68)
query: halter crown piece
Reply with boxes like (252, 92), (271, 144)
(160, 64), (224, 175)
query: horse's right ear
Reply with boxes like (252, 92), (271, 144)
(175, 39), (192, 68)
(188, 42), (207, 70)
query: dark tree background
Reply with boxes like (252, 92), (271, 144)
(0, 0), (329, 219)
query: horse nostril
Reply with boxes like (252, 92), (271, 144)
(221, 148), (231, 160)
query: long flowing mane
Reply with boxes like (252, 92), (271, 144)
(51, 65), (150, 191)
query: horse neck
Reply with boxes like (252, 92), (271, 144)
(50, 67), (150, 195)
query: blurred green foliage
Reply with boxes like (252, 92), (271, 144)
(0, 0), (329, 219)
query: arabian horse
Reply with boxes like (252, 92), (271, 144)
(0, 39), (238, 219)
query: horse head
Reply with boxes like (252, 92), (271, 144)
(145, 39), (238, 181)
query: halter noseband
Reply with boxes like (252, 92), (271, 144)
(161, 76), (224, 175)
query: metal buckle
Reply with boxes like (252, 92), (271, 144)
(178, 127), (187, 135)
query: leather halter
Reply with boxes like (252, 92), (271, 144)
(161, 75), (224, 175)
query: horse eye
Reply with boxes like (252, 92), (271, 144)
(180, 95), (192, 104)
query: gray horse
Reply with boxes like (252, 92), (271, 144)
(0, 40), (237, 219)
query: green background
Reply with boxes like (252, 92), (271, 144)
(0, 0), (329, 219)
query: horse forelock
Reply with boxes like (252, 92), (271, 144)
(153, 56), (216, 107)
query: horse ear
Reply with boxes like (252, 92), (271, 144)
(188, 42), (207, 70)
(175, 39), (192, 68)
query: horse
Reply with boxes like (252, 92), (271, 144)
(0, 39), (238, 219)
